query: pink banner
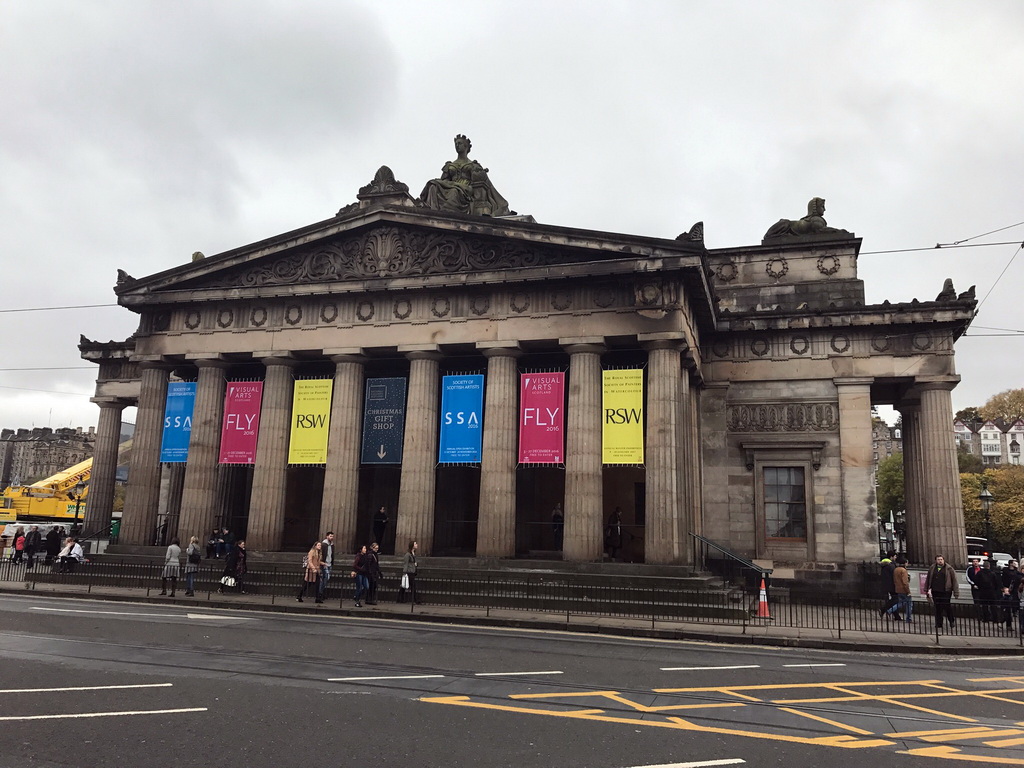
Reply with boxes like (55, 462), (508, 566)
(518, 373), (564, 463)
(218, 382), (263, 464)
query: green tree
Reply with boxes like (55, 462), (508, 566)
(955, 406), (980, 423)
(876, 453), (904, 516)
(957, 445), (984, 474)
(979, 388), (1024, 423)
(960, 467), (1024, 551)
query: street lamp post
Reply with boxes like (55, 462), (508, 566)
(72, 480), (86, 536)
(978, 478), (995, 563)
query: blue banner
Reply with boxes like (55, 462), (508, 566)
(159, 381), (196, 463)
(438, 375), (484, 463)
(360, 378), (407, 465)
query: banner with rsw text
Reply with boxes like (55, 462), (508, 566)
(159, 381), (196, 463)
(518, 372), (564, 463)
(360, 377), (407, 465)
(438, 375), (484, 463)
(288, 379), (333, 465)
(602, 369), (644, 464)
(218, 381), (263, 464)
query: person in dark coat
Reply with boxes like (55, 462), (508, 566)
(44, 526), (61, 565)
(365, 542), (383, 605)
(218, 540), (247, 594)
(878, 558), (899, 617)
(974, 559), (1001, 622)
(24, 526), (42, 569)
(352, 545), (368, 607)
(372, 507), (389, 552)
(1001, 560), (1022, 629)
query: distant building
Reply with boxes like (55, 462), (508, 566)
(954, 418), (1024, 466)
(872, 417), (903, 466)
(0, 426), (96, 487)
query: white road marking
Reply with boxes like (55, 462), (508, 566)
(782, 663), (846, 668)
(0, 707), (207, 722)
(185, 613), (252, 621)
(30, 607), (177, 618)
(931, 656), (1022, 662)
(660, 665), (760, 671)
(327, 675), (445, 681)
(0, 683), (172, 694)
(625, 760), (745, 768)
(474, 670), (563, 677)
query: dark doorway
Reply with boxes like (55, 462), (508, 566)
(282, 467), (325, 550)
(515, 466), (565, 556)
(218, 464), (254, 543)
(356, 465), (400, 554)
(433, 466), (480, 555)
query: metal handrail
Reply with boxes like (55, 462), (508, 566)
(690, 532), (773, 576)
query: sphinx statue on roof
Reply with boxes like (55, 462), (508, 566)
(419, 134), (512, 217)
(763, 197), (853, 243)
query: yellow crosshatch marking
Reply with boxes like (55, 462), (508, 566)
(421, 676), (1024, 763)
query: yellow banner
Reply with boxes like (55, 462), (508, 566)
(288, 379), (334, 464)
(602, 369), (644, 464)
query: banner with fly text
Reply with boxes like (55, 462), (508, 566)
(218, 381), (263, 464)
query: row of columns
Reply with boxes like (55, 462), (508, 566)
(91, 338), (699, 563)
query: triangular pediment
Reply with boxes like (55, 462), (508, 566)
(116, 206), (708, 303)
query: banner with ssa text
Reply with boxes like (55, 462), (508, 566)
(438, 375), (484, 463)
(518, 372), (564, 463)
(288, 379), (333, 465)
(159, 381), (196, 463)
(360, 377), (407, 465)
(218, 381), (263, 464)
(602, 369), (644, 464)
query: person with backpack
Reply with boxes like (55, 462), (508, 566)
(184, 535), (202, 596)
(297, 540), (323, 603)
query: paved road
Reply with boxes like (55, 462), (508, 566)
(1, 593), (1023, 767)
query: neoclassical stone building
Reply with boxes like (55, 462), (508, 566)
(80, 142), (976, 568)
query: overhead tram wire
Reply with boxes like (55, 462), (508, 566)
(0, 302), (119, 313)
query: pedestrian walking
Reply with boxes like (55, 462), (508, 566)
(966, 557), (985, 620)
(318, 532), (335, 602)
(397, 540), (421, 604)
(551, 503), (564, 550)
(887, 555), (913, 622)
(365, 541), (382, 605)
(218, 539), (247, 594)
(372, 507), (389, 552)
(184, 535), (202, 596)
(351, 545), (368, 607)
(297, 541), (323, 603)
(24, 525), (42, 569)
(1001, 560), (1022, 630)
(159, 538), (181, 596)
(925, 554), (960, 631)
(878, 557), (899, 617)
(44, 526), (61, 565)
(11, 527), (25, 564)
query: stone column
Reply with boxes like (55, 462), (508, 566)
(899, 404), (925, 564)
(396, 349), (441, 554)
(562, 341), (604, 561)
(163, 463), (186, 541)
(120, 363), (169, 546)
(644, 341), (684, 563)
(177, 360), (228, 541)
(246, 357), (296, 551)
(82, 398), (125, 535)
(476, 344), (520, 557)
(320, 352), (366, 549)
(835, 378), (878, 562)
(918, 380), (967, 564)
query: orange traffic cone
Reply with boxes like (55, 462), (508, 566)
(756, 576), (772, 619)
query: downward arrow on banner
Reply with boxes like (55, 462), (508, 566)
(377, 445), (387, 459)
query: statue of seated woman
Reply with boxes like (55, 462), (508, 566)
(763, 197), (852, 241)
(420, 135), (512, 217)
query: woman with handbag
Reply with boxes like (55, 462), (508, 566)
(297, 541), (323, 603)
(184, 535), (201, 596)
(218, 539), (247, 594)
(397, 540), (420, 604)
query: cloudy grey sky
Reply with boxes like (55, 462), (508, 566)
(2, 0), (1022, 432)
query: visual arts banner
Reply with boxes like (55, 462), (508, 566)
(288, 379), (333, 465)
(601, 369), (644, 464)
(159, 381), (197, 463)
(360, 377), (407, 465)
(218, 381), (263, 464)
(438, 375), (484, 463)
(518, 372), (564, 463)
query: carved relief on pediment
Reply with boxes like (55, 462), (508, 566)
(203, 226), (562, 289)
(728, 402), (838, 432)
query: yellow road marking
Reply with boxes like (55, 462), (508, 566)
(898, 745), (1024, 764)
(773, 687), (1024, 703)
(887, 726), (1006, 738)
(777, 707), (874, 735)
(968, 677), (1024, 683)
(721, 690), (762, 702)
(788, 684), (978, 723)
(510, 690), (742, 713)
(920, 682), (1024, 707)
(919, 729), (1024, 743)
(986, 737), (1024, 747)
(653, 679), (943, 694)
(420, 695), (895, 749)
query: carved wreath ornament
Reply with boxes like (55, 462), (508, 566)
(727, 403), (838, 432)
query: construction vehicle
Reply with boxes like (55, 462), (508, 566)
(0, 439), (132, 524)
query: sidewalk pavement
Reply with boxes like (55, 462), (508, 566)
(3, 580), (1022, 656)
